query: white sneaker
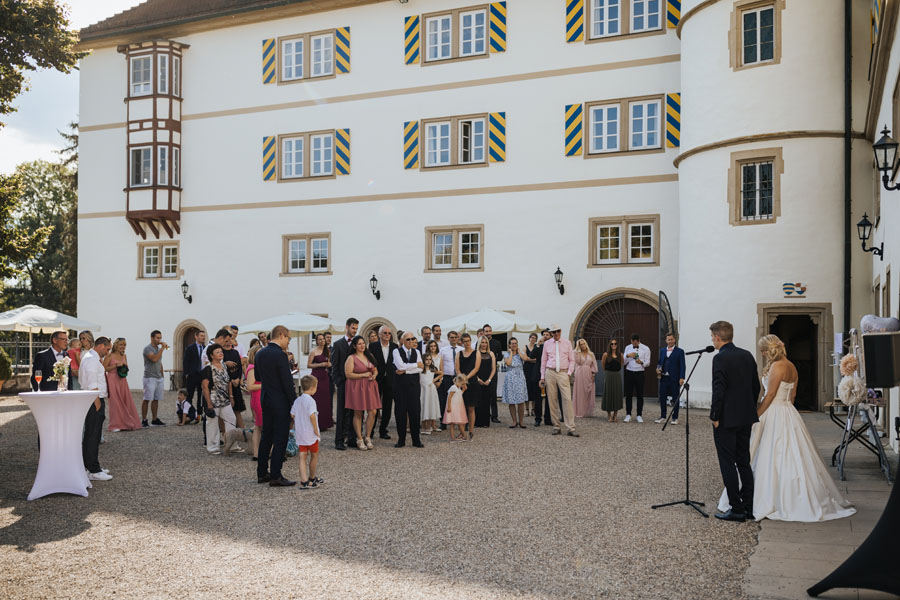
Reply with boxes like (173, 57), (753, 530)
(654, 418), (666, 424)
(88, 471), (112, 481)
(636, 416), (644, 423)
(671, 419), (679, 425)
(623, 415), (632, 423)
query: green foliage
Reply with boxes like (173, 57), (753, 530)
(0, 171), (51, 281)
(2, 160), (77, 314)
(0, 347), (11, 380)
(0, 0), (84, 127)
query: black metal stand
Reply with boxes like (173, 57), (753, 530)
(651, 353), (708, 518)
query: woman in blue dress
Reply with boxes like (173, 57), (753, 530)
(502, 337), (528, 429)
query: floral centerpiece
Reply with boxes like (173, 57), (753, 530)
(49, 356), (72, 392)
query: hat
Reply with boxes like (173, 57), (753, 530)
(549, 323), (562, 332)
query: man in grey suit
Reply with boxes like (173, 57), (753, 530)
(330, 317), (358, 450)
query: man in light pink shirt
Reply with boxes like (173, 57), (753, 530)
(539, 324), (579, 436)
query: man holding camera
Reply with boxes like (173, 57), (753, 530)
(142, 330), (168, 427)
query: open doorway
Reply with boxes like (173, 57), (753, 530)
(770, 314), (817, 411)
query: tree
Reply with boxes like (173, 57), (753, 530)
(2, 160), (77, 313)
(0, 172), (50, 281)
(0, 0), (83, 127)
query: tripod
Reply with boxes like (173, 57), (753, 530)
(651, 352), (708, 517)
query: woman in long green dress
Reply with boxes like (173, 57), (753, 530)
(600, 339), (623, 422)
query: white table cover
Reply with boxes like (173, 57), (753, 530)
(20, 390), (98, 501)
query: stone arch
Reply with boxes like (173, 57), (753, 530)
(360, 316), (399, 344)
(171, 318), (207, 389)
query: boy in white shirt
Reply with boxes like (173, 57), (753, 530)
(291, 375), (323, 490)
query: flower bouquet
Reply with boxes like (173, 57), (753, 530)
(49, 356), (72, 392)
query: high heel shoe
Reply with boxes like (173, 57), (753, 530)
(365, 437), (374, 449)
(357, 439), (368, 451)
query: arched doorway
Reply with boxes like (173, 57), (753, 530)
(572, 289), (660, 397)
(172, 319), (207, 390)
(360, 317), (399, 344)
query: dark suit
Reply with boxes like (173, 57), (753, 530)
(369, 340), (398, 435)
(657, 346), (686, 420)
(31, 347), (73, 391)
(393, 346), (422, 446)
(710, 342), (761, 515)
(255, 343), (296, 480)
(486, 338), (503, 418)
(182, 342), (204, 407)
(330, 336), (354, 447)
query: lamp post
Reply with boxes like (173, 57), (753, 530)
(873, 126), (900, 191)
(856, 213), (883, 261)
(181, 281), (193, 304)
(370, 274), (381, 300)
(554, 267), (565, 295)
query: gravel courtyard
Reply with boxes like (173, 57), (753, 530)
(0, 392), (758, 599)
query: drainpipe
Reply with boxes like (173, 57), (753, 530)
(843, 0), (852, 342)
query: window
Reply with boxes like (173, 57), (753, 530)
(282, 233), (332, 275)
(282, 136), (304, 179)
(311, 134), (333, 176)
(589, 215), (660, 267)
(173, 56), (181, 97)
(283, 38), (304, 80)
(173, 147), (181, 187)
(740, 161), (774, 221)
(427, 15), (452, 61)
(459, 118), (485, 164)
(158, 146), (168, 186)
(425, 225), (485, 272)
(591, 0), (620, 38)
(584, 96), (663, 156)
(421, 114), (491, 169)
(585, 0), (664, 41)
(139, 243), (179, 279)
(130, 56), (152, 96)
(460, 10), (487, 57)
(742, 6), (775, 65)
(728, 147), (783, 225)
(158, 54), (168, 94)
(311, 34), (334, 77)
(629, 100), (661, 150)
(426, 122), (452, 166)
(632, 0), (661, 32)
(130, 147), (152, 187)
(590, 104), (619, 153)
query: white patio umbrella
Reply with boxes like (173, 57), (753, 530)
(436, 307), (543, 334)
(0, 304), (102, 365)
(239, 312), (343, 363)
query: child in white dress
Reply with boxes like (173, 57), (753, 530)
(420, 353), (442, 433)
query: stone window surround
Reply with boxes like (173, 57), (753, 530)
(728, 0), (784, 72)
(584, 0), (667, 44)
(420, 4), (492, 66)
(137, 240), (181, 280)
(280, 232), (332, 276)
(425, 224), (485, 272)
(277, 29), (338, 84)
(587, 213), (661, 268)
(727, 146), (784, 226)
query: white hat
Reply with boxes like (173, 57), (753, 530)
(549, 323), (562, 332)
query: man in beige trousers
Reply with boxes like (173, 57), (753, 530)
(539, 324), (579, 437)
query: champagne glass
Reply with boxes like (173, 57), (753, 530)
(34, 370), (42, 390)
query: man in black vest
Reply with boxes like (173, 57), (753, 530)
(255, 325), (296, 487)
(393, 331), (424, 448)
(330, 317), (358, 450)
(31, 330), (72, 391)
(369, 325), (398, 439)
(709, 320), (761, 522)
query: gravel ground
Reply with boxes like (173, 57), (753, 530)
(0, 392), (758, 599)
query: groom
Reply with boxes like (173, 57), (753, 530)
(709, 321), (760, 522)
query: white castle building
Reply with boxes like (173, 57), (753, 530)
(76, 0), (887, 415)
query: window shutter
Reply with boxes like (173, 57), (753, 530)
(667, 1), (681, 29)
(263, 136), (276, 180)
(666, 93), (681, 148)
(262, 38), (276, 84)
(336, 27), (351, 73)
(489, 112), (506, 163)
(565, 104), (583, 156)
(336, 128), (351, 175)
(566, 0), (585, 43)
(405, 16), (421, 65)
(490, 2), (507, 53)
(404, 121), (420, 169)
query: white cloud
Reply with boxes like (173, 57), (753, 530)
(0, 127), (63, 175)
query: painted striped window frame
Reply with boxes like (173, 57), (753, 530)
(277, 130), (337, 182)
(421, 4), (493, 65)
(421, 113), (491, 170)
(584, 95), (665, 157)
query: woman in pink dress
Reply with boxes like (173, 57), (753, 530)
(343, 335), (381, 451)
(307, 333), (334, 431)
(245, 345), (262, 459)
(104, 338), (142, 431)
(573, 338), (598, 418)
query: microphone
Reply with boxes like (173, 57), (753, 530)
(685, 345), (715, 356)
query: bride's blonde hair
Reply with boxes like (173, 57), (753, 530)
(758, 334), (786, 377)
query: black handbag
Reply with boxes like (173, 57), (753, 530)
(117, 364), (129, 378)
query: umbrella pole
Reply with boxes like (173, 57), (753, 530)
(29, 331), (33, 367)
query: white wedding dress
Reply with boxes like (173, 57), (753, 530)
(718, 380), (856, 522)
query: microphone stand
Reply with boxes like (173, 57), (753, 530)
(651, 352), (709, 517)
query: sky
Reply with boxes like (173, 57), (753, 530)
(0, 0), (147, 174)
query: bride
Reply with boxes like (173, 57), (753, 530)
(718, 334), (855, 522)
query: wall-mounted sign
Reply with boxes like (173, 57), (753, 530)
(783, 282), (807, 297)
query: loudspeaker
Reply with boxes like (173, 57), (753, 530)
(863, 332), (900, 388)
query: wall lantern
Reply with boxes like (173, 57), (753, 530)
(181, 281), (193, 304)
(554, 267), (565, 296)
(873, 126), (900, 191)
(370, 274), (381, 300)
(857, 213), (884, 261)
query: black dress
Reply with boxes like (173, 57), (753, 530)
(601, 355), (624, 412)
(475, 351), (495, 427)
(458, 350), (478, 409)
(223, 348), (246, 412)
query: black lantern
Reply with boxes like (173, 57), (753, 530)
(856, 213), (883, 261)
(873, 126), (900, 191)
(181, 280), (193, 304)
(554, 267), (565, 295)
(370, 274), (381, 300)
